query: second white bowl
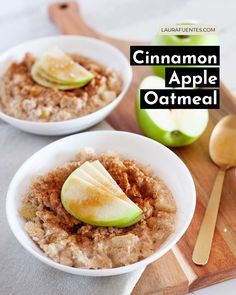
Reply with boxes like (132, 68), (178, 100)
(0, 36), (132, 135)
(6, 131), (196, 276)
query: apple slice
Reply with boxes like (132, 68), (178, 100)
(37, 47), (94, 86)
(92, 160), (141, 207)
(70, 161), (142, 227)
(70, 164), (118, 197)
(31, 47), (94, 89)
(31, 64), (80, 90)
(93, 160), (123, 185)
(61, 175), (142, 227)
(136, 76), (209, 147)
(74, 161), (135, 206)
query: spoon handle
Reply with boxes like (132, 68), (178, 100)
(192, 169), (225, 265)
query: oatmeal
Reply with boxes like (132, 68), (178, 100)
(0, 54), (122, 121)
(21, 150), (176, 269)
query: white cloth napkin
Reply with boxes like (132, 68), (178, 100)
(0, 120), (145, 295)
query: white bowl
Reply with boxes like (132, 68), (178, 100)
(6, 131), (196, 276)
(0, 36), (132, 135)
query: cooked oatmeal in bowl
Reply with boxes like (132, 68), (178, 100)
(0, 53), (122, 122)
(6, 131), (196, 276)
(20, 149), (176, 269)
(0, 36), (132, 135)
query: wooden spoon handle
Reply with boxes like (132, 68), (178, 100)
(192, 169), (225, 265)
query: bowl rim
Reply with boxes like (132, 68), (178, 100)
(0, 35), (132, 127)
(6, 130), (196, 276)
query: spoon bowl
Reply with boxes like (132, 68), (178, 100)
(192, 114), (236, 265)
(209, 114), (236, 169)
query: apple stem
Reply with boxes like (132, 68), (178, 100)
(172, 130), (180, 136)
(176, 35), (190, 39)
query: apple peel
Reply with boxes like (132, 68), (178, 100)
(31, 47), (94, 90)
(61, 161), (143, 227)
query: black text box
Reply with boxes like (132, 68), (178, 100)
(130, 45), (220, 66)
(165, 67), (220, 88)
(140, 89), (219, 109)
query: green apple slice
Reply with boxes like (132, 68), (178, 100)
(91, 160), (131, 200)
(116, 214), (143, 228)
(31, 63), (81, 90)
(89, 161), (144, 227)
(36, 63), (93, 88)
(61, 175), (142, 227)
(136, 76), (209, 147)
(74, 161), (135, 206)
(93, 160), (124, 185)
(38, 47), (94, 86)
(91, 160), (142, 208)
(70, 164), (119, 198)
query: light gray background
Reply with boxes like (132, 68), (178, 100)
(0, 0), (236, 294)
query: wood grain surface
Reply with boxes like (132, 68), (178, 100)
(48, 2), (236, 294)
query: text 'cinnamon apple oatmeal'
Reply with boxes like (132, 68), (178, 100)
(20, 149), (176, 269)
(0, 51), (122, 122)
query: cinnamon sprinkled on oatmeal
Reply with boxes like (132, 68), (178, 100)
(0, 54), (122, 121)
(21, 149), (176, 269)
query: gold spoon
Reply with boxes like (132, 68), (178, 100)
(192, 114), (236, 265)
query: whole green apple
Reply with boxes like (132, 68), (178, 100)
(136, 76), (209, 147)
(152, 26), (219, 78)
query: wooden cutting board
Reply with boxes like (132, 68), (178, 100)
(48, 2), (236, 294)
